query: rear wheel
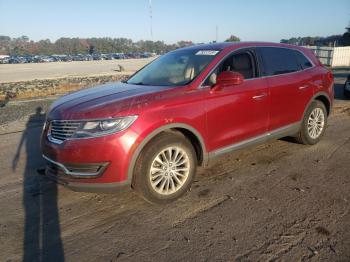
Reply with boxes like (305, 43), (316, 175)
(295, 101), (327, 145)
(132, 132), (197, 204)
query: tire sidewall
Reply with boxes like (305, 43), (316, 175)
(134, 133), (197, 204)
(301, 101), (327, 145)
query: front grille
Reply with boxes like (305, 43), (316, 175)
(49, 120), (81, 142)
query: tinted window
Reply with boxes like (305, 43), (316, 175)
(294, 50), (313, 69)
(259, 47), (300, 76)
(204, 50), (257, 86)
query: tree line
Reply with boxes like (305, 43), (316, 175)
(3, 31), (348, 57)
(280, 27), (350, 46)
(0, 35), (242, 56)
(0, 36), (196, 56)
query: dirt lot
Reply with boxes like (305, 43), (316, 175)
(0, 70), (349, 261)
(0, 58), (154, 83)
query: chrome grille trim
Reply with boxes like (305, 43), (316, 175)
(48, 120), (82, 143)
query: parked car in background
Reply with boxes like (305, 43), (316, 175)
(54, 55), (72, 62)
(0, 57), (10, 64)
(41, 42), (334, 204)
(92, 54), (103, 60)
(112, 53), (126, 59)
(35, 56), (55, 63)
(8, 57), (24, 64)
(344, 74), (350, 98)
(0, 52), (155, 64)
(102, 54), (114, 60)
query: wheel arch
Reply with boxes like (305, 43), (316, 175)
(303, 92), (332, 119)
(314, 93), (331, 115)
(127, 123), (208, 183)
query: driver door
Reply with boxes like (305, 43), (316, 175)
(204, 49), (270, 152)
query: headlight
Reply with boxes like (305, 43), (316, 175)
(74, 116), (138, 138)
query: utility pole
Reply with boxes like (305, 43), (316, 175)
(215, 25), (218, 43)
(149, 0), (153, 41)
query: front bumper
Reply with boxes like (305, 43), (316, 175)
(41, 127), (139, 192)
(41, 162), (130, 193)
(43, 154), (108, 178)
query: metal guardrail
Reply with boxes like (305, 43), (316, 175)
(305, 46), (350, 67)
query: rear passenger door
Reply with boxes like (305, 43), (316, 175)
(257, 47), (313, 131)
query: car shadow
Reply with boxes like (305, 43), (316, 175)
(12, 107), (65, 262)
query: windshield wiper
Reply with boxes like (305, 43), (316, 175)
(128, 82), (149, 86)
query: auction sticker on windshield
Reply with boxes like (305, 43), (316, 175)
(195, 50), (219, 55)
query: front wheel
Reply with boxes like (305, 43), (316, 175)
(132, 132), (197, 204)
(295, 101), (327, 145)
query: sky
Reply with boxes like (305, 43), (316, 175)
(0, 0), (349, 43)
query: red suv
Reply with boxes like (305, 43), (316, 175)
(41, 42), (334, 203)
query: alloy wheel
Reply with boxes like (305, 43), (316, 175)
(307, 108), (325, 139)
(149, 146), (190, 195)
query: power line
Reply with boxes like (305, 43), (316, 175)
(149, 0), (153, 41)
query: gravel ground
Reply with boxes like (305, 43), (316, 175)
(0, 68), (349, 261)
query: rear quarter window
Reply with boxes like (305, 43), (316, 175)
(258, 47), (300, 76)
(294, 50), (313, 69)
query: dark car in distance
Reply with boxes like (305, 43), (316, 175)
(344, 74), (350, 98)
(41, 42), (334, 204)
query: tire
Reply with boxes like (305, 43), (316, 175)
(295, 101), (327, 145)
(132, 132), (197, 204)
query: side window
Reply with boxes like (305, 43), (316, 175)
(259, 47), (300, 76)
(204, 51), (257, 86)
(231, 53), (255, 79)
(294, 50), (313, 69)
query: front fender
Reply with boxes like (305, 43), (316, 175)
(126, 122), (208, 183)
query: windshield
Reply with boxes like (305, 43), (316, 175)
(127, 49), (220, 86)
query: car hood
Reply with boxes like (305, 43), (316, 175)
(48, 82), (172, 120)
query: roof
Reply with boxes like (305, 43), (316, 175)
(179, 42), (235, 51)
(176, 41), (306, 52)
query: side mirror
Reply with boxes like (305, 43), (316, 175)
(216, 71), (244, 86)
(211, 71), (244, 92)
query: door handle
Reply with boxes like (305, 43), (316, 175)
(298, 86), (309, 90)
(252, 93), (267, 100)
